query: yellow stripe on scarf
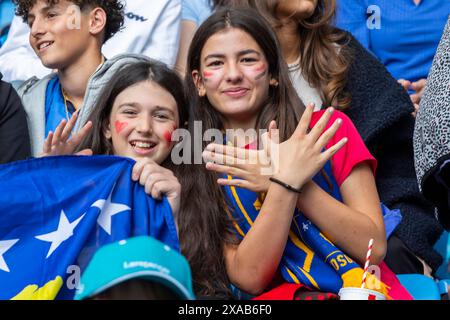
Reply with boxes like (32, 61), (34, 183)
(228, 175), (254, 226)
(225, 207), (246, 238)
(288, 231), (314, 273)
(285, 266), (321, 290)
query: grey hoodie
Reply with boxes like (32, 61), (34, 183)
(16, 53), (153, 156)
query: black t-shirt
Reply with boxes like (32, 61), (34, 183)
(0, 73), (31, 164)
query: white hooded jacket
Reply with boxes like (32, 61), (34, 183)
(0, 0), (181, 82)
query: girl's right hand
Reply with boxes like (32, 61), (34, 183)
(40, 110), (93, 157)
(132, 159), (181, 216)
(267, 104), (348, 191)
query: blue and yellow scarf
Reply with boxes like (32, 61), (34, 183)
(223, 160), (389, 295)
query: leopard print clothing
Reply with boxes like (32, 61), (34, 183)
(414, 17), (450, 189)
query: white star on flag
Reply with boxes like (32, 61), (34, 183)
(35, 210), (85, 259)
(92, 192), (130, 235)
(0, 239), (19, 273)
(302, 223), (309, 231)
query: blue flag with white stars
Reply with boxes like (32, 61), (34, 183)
(0, 156), (179, 300)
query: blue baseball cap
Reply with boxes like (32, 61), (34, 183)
(74, 236), (195, 300)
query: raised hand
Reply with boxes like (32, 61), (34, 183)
(203, 104), (347, 193)
(270, 105), (347, 190)
(132, 158), (181, 215)
(40, 110), (93, 157)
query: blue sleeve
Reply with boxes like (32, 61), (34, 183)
(182, 0), (213, 25)
(182, 0), (201, 24)
(334, 0), (371, 51)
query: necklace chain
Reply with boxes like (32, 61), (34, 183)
(61, 87), (76, 121)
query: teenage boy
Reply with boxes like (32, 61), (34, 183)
(0, 0), (181, 82)
(14, 0), (147, 156)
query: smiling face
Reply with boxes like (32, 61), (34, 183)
(27, 0), (93, 69)
(104, 80), (180, 164)
(193, 27), (272, 130)
(275, 0), (318, 20)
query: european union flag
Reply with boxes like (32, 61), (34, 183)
(0, 156), (179, 300)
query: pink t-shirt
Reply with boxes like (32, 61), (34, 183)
(310, 110), (377, 187)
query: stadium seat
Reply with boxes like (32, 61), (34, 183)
(397, 232), (450, 300)
(397, 274), (441, 300)
(434, 231), (450, 280)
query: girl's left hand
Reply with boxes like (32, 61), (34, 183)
(132, 159), (181, 215)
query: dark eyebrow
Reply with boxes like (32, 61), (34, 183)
(204, 49), (261, 62)
(154, 106), (175, 116)
(118, 102), (140, 109)
(28, 4), (54, 21)
(204, 53), (225, 62)
(238, 49), (261, 57)
(118, 104), (175, 116)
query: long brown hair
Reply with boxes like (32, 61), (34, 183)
(225, 0), (352, 110)
(177, 7), (305, 298)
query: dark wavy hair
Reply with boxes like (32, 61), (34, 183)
(226, 0), (352, 110)
(177, 7), (305, 298)
(13, 0), (124, 43)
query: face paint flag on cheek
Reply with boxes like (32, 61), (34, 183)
(254, 63), (267, 81)
(203, 71), (214, 82)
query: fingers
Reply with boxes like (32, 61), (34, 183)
(144, 173), (176, 200)
(144, 173), (165, 197)
(411, 79), (426, 92)
(293, 103), (315, 138)
(314, 117), (343, 152)
(150, 180), (179, 201)
(205, 162), (246, 178)
(75, 149), (93, 156)
(261, 121), (279, 158)
(203, 149), (245, 167)
(307, 107), (334, 142)
(321, 137), (348, 160)
(52, 119), (67, 145)
(268, 120), (279, 144)
(42, 131), (54, 155)
(205, 143), (250, 160)
(268, 120), (277, 135)
(61, 110), (79, 142)
(411, 104), (420, 118)
(132, 159), (155, 181)
(398, 79), (411, 91)
(70, 121), (93, 146)
(410, 93), (420, 104)
(217, 178), (251, 189)
(137, 163), (172, 193)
